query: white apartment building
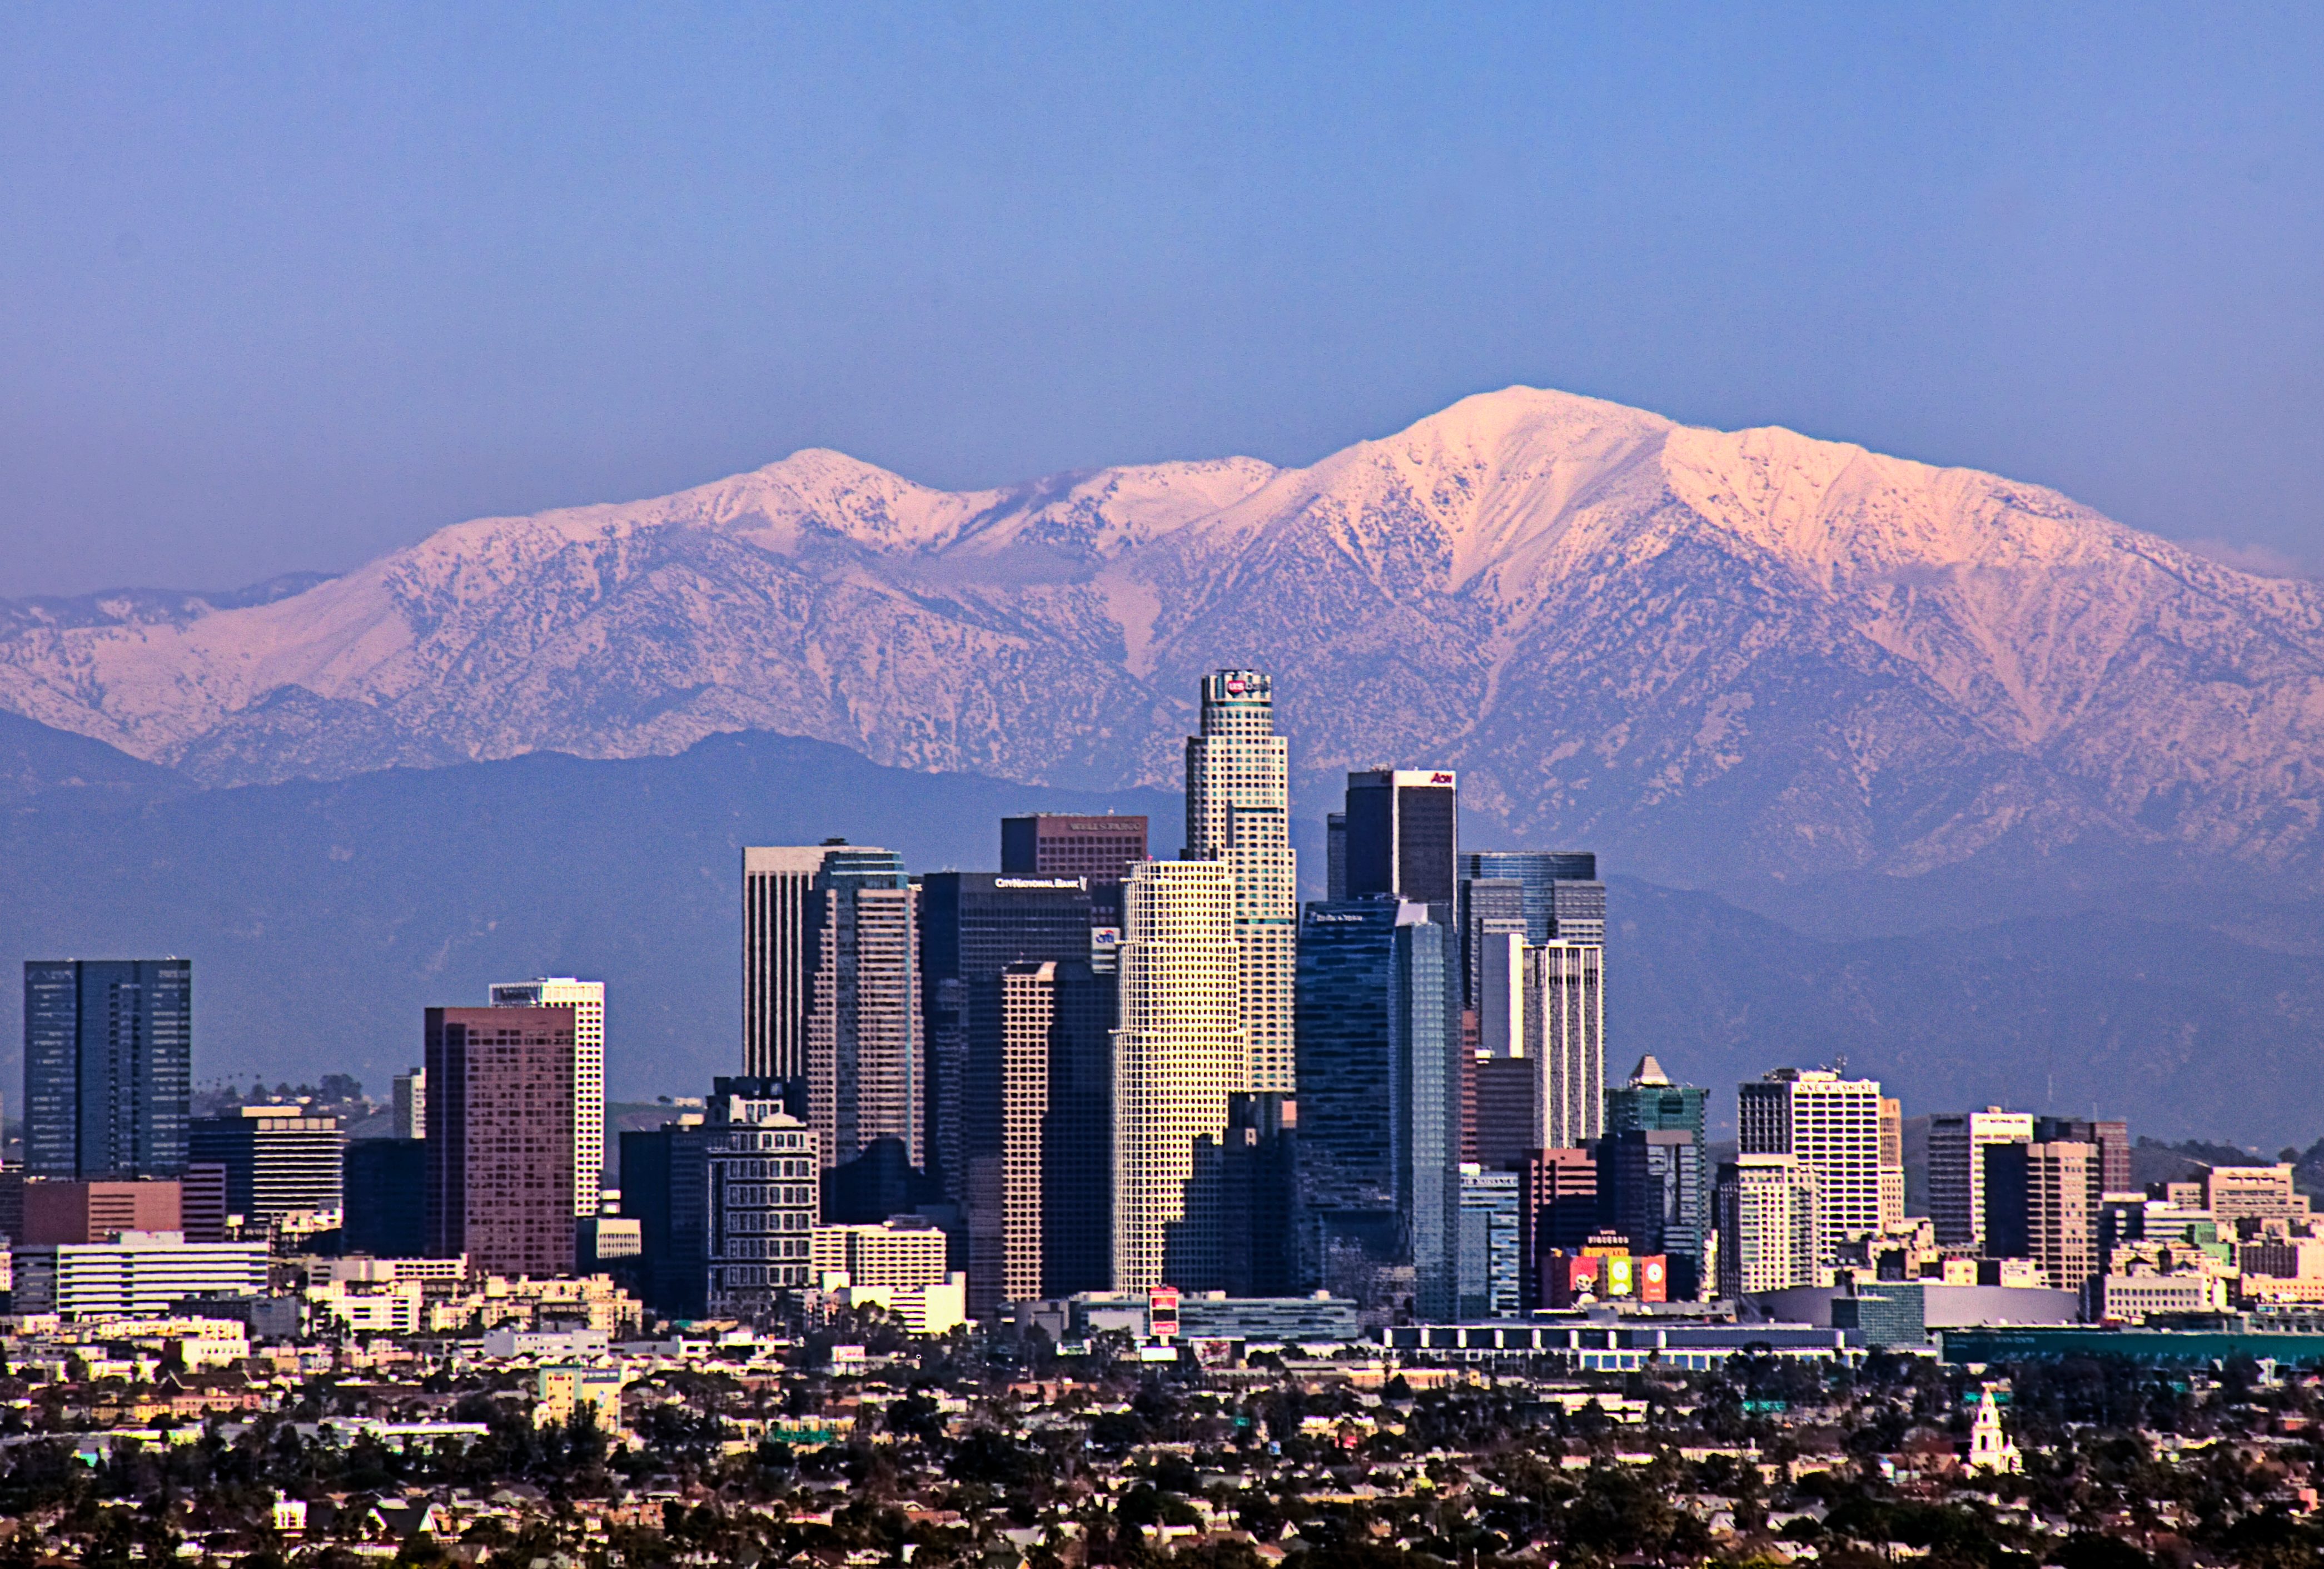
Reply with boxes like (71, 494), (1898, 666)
(1182, 669), (1296, 1095)
(1927, 1108), (2034, 1250)
(1111, 857), (1245, 1290)
(1738, 1068), (1883, 1266)
(491, 977), (606, 1219)
(1716, 1155), (1819, 1297)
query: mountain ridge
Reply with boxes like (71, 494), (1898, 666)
(2, 385), (2319, 885)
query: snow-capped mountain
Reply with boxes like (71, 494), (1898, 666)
(5, 386), (2320, 882)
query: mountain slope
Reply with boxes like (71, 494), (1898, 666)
(3, 388), (2320, 882)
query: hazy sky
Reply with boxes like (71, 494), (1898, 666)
(3, 4), (2320, 597)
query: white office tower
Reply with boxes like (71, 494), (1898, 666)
(1716, 1155), (1819, 1297)
(1527, 943), (1605, 1149)
(391, 1069), (425, 1140)
(1477, 930), (1527, 1059)
(1927, 1108), (2034, 1249)
(1738, 1068), (1883, 1268)
(1112, 859), (1245, 1291)
(742, 845), (839, 1080)
(490, 977), (605, 1219)
(1182, 669), (1296, 1095)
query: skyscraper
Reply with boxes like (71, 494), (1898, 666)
(1716, 1155), (1819, 1296)
(391, 1069), (425, 1141)
(1458, 1164), (1522, 1319)
(1529, 943), (1605, 1151)
(490, 977), (606, 1219)
(1603, 1056), (1710, 1297)
(1000, 814), (1148, 886)
(1394, 908), (1464, 1320)
(805, 846), (923, 1170)
(1343, 769), (1459, 906)
(187, 1106), (345, 1223)
(1985, 1140), (2098, 1294)
(1738, 1068), (1882, 1267)
(23, 959), (192, 1180)
(1182, 669), (1296, 1095)
(1295, 897), (1465, 1313)
(704, 1078), (819, 1314)
(741, 844), (839, 1083)
(966, 961), (1058, 1317)
(1325, 812), (1347, 900)
(1043, 956), (1117, 1298)
(424, 1005), (576, 1279)
(1112, 858), (1243, 1291)
(1456, 851), (1606, 946)
(1460, 878), (1529, 1021)
(920, 872), (1104, 1201)
(620, 1114), (709, 1319)
(1879, 1096), (1905, 1230)
(1928, 1108), (2034, 1250)
(1221, 1092), (1300, 1297)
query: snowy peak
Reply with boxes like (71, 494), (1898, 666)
(1, 384), (2319, 880)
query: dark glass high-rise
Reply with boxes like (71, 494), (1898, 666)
(23, 959), (192, 1180)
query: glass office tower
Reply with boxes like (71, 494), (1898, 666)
(23, 959), (192, 1180)
(1295, 898), (1462, 1319)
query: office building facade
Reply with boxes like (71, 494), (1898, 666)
(1112, 858), (1244, 1291)
(1295, 897), (1464, 1316)
(1001, 814), (1148, 886)
(1928, 1108), (2033, 1250)
(920, 872), (1104, 1201)
(1603, 1055), (1709, 1295)
(1456, 851), (1605, 946)
(1737, 1068), (1883, 1266)
(1042, 958), (1118, 1298)
(1182, 669), (1296, 1094)
(966, 961), (1058, 1318)
(1516, 1146), (1600, 1312)
(1529, 943), (1605, 1151)
(1716, 1155), (1819, 1297)
(705, 1079), (819, 1314)
(1986, 1140), (2098, 1295)
(345, 1139), (428, 1258)
(14, 1236), (271, 1319)
(391, 1069), (425, 1141)
(1343, 769), (1460, 907)
(1220, 1092), (1300, 1298)
(1878, 1097), (1905, 1230)
(1470, 1055), (1536, 1170)
(19, 1179), (182, 1244)
(742, 845), (838, 1082)
(424, 1005), (577, 1279)
(1458, 1164), (1522, 1319)
(187, 1107), (346, 1223)
(620, 1116), (709, 1319)
(491, 978), (606, 1218)
(23, 959), (192, 1180)
(1463, 881), (1529, 1027)
(805, 846), (924, 1170)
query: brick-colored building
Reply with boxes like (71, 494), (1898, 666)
(425, 1006), (576, 1278)
(21, 1179), (182, 1244)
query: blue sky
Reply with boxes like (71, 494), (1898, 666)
(3, 3), (2319, 595)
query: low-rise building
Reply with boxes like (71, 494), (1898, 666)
(13, 1233), (271, 1319)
